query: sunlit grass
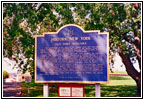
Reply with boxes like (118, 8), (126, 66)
(107, 76), (136, 86)
(109, 71), (127, 74)
(85, 76), (136, 97)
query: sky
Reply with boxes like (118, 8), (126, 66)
(112, 53), (140, 72)
(3, 58), (18, 73)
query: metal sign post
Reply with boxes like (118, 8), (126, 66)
(27, 83), (30, 93)
(43, 83), (49, 97)
(95, 83), (100, 97)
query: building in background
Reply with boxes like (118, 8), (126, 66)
(3, 58), (31, 82)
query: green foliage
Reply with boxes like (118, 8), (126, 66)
(3, 70), (9, 79)
(3, 3), (141, 77)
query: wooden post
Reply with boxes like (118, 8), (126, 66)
(28, 82), (30, 93)
(95, 83), (100, 97)
(43, 83), (49, 97)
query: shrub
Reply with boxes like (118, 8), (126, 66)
(3, 70), (9, 79)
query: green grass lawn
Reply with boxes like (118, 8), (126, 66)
(109, 71), (128, 74)
(85, 76), (136, 97)
(21, 76), (136, 97)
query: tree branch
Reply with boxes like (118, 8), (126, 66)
(118, 46), (140, 81)
(36, 4), (43, 12)
(121, 31), (141, 70)
(132, 36), (141, 70)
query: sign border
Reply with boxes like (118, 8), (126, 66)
(35, 24), (109, 84)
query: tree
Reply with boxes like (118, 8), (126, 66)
(3, 3), (75, 77)
(73, 3), (141, 97)
(3, 3), (141, 96)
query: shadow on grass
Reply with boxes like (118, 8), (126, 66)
(49, 85), (58, 97)
(22, 83), (58, 97)
(28, 86), (43, 97)
(85, 85), (136, 97)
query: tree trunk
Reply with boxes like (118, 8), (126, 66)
(135, 78), (141, 97)
(132, 36), (141, 70)
(118, 46), (141, 97)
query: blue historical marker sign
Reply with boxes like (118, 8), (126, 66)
(35, 24), (109, 84)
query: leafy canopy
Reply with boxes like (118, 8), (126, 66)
(3, 3), (141, 76)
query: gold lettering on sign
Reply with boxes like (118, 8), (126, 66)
(51, 38), (68, 42)
(81, 37), (91, 40)
(51, 37), (91, 42)
(69, 37), (78, 41)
